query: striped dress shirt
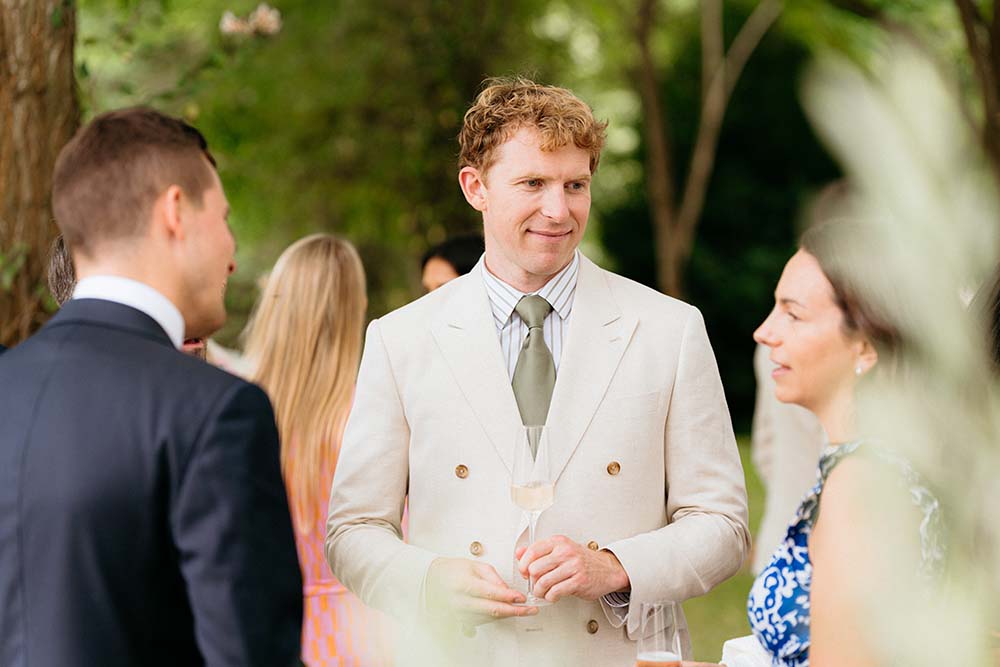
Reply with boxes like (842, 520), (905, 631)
(481, 251), (631, 610)
(482, 251), (580, 380)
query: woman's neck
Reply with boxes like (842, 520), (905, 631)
(814, 389), (858, 445)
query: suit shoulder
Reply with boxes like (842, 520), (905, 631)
(598, 266), (699, 319)
(375, 271), (469, 331)
(173, 352), (269, 404)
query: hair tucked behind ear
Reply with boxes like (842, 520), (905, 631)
(799, 218), (902, 360)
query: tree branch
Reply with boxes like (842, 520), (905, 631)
(724, 0), (783, 103)
(701, 0), (723, 104)
(827, 0), (883, 20)
(673, 0), (782, 260)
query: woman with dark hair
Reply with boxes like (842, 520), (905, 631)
(746, 219), (944, 667)
(420, 233), (484, 292)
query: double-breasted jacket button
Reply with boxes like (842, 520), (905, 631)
(469, 541), (484, 557)
(606, 461), (621, 476)
(587, 540), (599, 551)
(586, 619), (599, 634)
(455, 464), (469, 479)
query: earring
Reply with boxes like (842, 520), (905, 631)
(855, 365), (863, 376)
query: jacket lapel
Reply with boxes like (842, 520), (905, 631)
(430, 267), (522, 474)
(545, 257), (638, 485)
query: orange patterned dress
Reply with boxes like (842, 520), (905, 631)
(294, 467), (395, 667)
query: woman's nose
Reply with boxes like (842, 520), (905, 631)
(753, 312), (777, 347)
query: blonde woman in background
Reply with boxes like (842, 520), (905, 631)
(243, 234), (391, 667)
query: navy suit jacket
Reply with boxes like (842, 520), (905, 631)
(0, 299), (303, 666)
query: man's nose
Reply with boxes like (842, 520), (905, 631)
(227, 260), (237, 276)
(540, 186), (569, 221)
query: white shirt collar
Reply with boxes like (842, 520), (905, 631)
(72, 276), (185, 349)
(481, 250), (580, 328)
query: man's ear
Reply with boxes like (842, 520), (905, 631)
(158, 185), (186, 241)
(458, 167), (488, 212)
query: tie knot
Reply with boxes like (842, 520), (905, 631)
(515, 295), (552, 329)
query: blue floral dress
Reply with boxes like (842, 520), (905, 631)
(746, 441), (944, 666)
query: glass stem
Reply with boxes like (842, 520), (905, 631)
(527, 510), (540, 598)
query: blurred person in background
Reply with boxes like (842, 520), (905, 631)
(746, 218), (944, 667)
(243, 234), (392, 667)
(420, 233), (484, 292)
(47, 235), (76, 306)
(0, 107), (302, 667)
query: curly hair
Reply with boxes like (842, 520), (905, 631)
(458, 76), (607, 175)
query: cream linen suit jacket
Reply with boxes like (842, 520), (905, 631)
(326, 256), (749, 667)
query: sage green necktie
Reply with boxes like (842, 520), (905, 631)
(512, 295), (556, 429)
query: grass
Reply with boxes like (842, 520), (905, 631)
(682, 437), (764, 662)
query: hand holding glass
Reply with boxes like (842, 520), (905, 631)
(510, 425), (553, 607)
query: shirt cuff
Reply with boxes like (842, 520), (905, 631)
(604, 591), (631, 607)
(600, 592), (630, 628)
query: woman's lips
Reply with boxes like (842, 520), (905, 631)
(771, 362), (790, 378)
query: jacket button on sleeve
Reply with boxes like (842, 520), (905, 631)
(606, 461), (621, 476)
(586, 619), (599, 634)
(455, 464), (469, 479)
(587, 540), (599, 551)
(469, 541), (484, 557)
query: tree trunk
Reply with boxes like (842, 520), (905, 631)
(635, 0), (683, 297)
(0, 0), (79, 346)
(954, 0), (1000, 191)
(634, 0), (780, 298)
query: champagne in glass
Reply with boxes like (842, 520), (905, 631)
(636, 602), (682, 667)
(511, 425), (553, 607)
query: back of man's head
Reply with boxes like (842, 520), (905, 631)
(52, 108), (217, 258)
(458, 76), (607, 176)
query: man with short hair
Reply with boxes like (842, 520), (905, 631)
(327, 78), (749, 665)
(0, 108), (303, 667)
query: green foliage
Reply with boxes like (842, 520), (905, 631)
(77, 0), (559, 339)
(0, 244), (28, 292)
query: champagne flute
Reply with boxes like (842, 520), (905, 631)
(636, 602), (683, 667)
(510, 425), (554, 607)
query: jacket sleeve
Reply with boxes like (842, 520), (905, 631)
(604, 307), (751, 637)
(171, 382), (303, 667)
(325, 319), (439, 621)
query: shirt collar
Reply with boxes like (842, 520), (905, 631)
(481, 251), (580, 330)
(72, 276), (185, 349)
